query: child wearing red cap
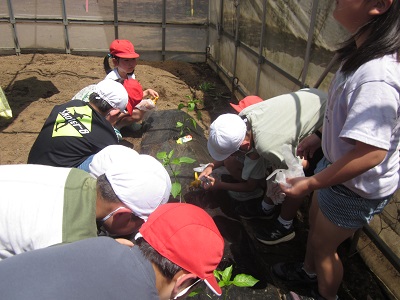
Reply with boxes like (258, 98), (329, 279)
(104, 39), (159, 100)
(0, 203), (224, 300)
(71, 78), (156, 139)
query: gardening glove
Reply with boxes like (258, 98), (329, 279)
(193, 163), (212, 173)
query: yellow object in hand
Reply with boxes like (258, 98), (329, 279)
(189, 172), (201, 188)
(152, 96), (159, 104)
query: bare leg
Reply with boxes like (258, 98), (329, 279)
(304, 192), (357, 299)
(279, 196), (305, 221)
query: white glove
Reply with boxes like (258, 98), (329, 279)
(193, 163), (211, 172)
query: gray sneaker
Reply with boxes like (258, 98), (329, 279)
(255, 220), (295, 245)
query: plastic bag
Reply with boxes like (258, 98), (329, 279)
(135, 99), (156, 111)
(266, 144), (304, 204)
(0, 86), (12, 119)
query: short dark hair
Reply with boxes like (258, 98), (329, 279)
(337, 0), (400, 73)
(89, 92), (113, 113)
(96, 174), (120, 204)
(136, 237), (182, 280)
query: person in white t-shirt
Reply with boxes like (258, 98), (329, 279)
(103, 39), (158, 99)
(272, 1), (400, 299)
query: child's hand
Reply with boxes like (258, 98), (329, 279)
(143, 89), (159, 99)
(198, 164), (213, 179)
(201, 175), (216, 190)
(297, 134), (321, 159)
(280, 176), (312, 199)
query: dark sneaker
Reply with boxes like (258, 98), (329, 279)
(235, 202), (275, 220)
(271, 262), (317, 285)
(255, 221), (295, 245)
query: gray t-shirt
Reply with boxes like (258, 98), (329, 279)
(0, 237), (159, 300)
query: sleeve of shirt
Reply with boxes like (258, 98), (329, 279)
(241, 155), (266, 180)
(342, 81), (398, 151)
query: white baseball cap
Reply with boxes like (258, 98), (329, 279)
(207, 114), (247, 161)
(89, 145), (139, 178)
(95, 79), (129, 113)
(105, 154), (172, 221)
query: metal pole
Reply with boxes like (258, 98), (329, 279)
(113, 0), (118, 39)
(301, 0), (319, 87)
(61, 0), (71, 54)
(313, 53), (339, 88)
(255, 0), (267, 95)
(231, 0), (240, 94)
(162, 0), (167, 61)
(217, 0), (223, 40)
(6, 0), (21, 55)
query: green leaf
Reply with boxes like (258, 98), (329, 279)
(171, 182), (181, 198)
(218, 281), (228, 288)
(221, 265), (233, 282)
(172, 170), (181, 176)
(177, 103), (185, 110)
(176, 121), (183, 128)
(179, 157), (196, 164)
(232, 274), (259, 287)
(171, 158), (181, 165)
(196, 111), (202, 121)
(190, 118), (197, 129)
(187, 288), (202, 297)
(187, 102), (195, 111)
(213, 270), (222, 281)
(156, 152), (167, 159)
(168, 150), (174, 159)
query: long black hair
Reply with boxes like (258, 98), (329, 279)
(337, 0), (400, 74)
(103, 54), (114, 75)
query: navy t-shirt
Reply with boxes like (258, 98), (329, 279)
(0, 237), (159, 300)
(28, 100), (118, 167)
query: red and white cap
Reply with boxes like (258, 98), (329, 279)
(230, 95), (263, 113)
(123, 79), (144, 114)
(139, 203), (224, 296)
(109, 39), (140, 59)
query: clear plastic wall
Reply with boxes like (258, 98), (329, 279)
(1, 0), (209, 61)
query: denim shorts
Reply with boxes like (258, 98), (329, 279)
(314, 157), (391, 229)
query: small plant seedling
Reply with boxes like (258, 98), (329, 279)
(188, 265), (259, 299)
(156, 150), (196, 199)
(199, 81), (215, 93)
(176, 95), (203, 138)
(214, 265), (259, 299)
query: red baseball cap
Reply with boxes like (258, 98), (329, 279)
(230, 95), (263, 113)
(123, 79), (143, 115)
(109, 39), (140, 59)
(139, 203), (224, 296)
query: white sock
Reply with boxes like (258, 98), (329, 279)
(277, 215), (293, 229)
(261, 201), (275, 214)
